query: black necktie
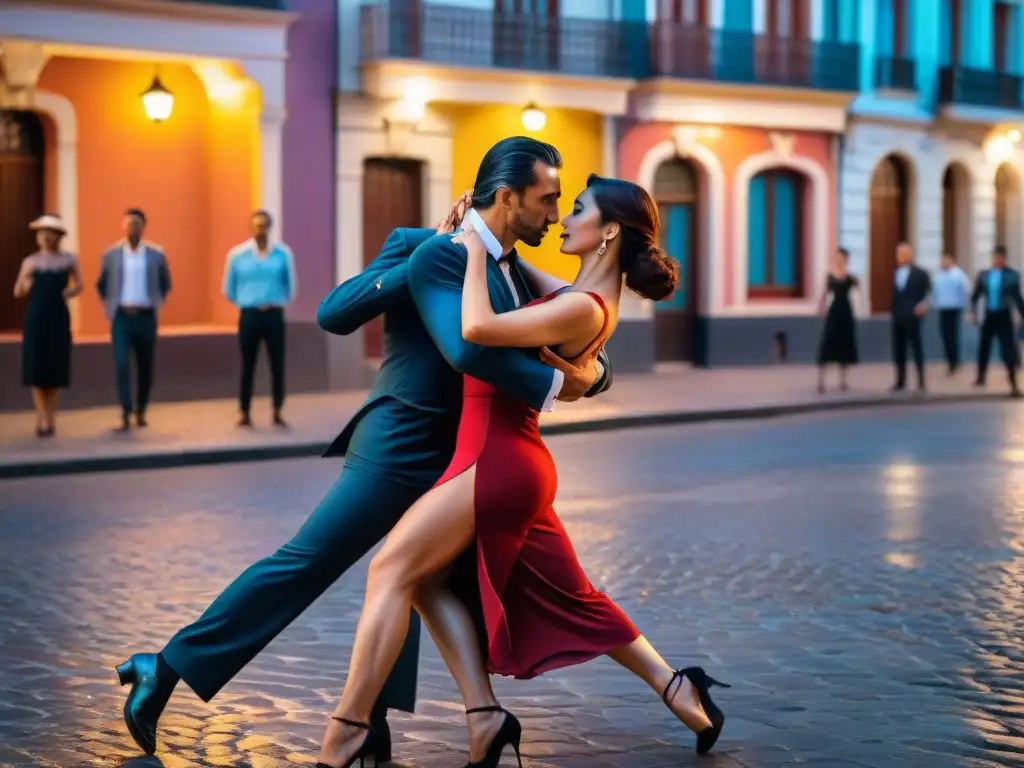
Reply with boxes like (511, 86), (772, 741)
(500, 253), (530, 305)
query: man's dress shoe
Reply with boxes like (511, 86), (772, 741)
(116, 653), (174, 755)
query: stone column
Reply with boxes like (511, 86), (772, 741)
(242, 58), (287, 236)
(258, 104), (286, 235)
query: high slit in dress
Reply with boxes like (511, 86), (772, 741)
(434, 291), (640, 679)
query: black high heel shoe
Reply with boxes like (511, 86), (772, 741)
(464, 705), (522, 768)
(663, 666), (731, 755)
(316, 715), (379, 768)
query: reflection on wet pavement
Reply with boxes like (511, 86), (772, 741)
(0, 401), (1022, 767)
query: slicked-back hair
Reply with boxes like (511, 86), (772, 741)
(471, 136), (563, 209)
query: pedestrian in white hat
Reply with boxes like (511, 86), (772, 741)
(14, 214), (83, 436)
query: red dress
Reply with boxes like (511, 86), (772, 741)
(434, 292), (640, 679)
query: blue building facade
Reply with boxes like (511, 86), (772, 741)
(840, 0), (1024, 325)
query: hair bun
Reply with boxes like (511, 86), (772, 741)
(624, 243), (679, 302)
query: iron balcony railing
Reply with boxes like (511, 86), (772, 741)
(360, 1), (645, 79)
(361, 1), (862, 91)
(874, 56), (916, 90)
(649, 23), (860, 90)
(938, 66), (1024, 110)
(169, 0), (288, 8)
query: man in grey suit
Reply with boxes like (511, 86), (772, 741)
(96, 208), (172, 431)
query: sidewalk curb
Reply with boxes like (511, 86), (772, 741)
(0, 391), (1006, 480)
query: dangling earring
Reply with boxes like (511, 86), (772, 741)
(597, 238), (607, 257)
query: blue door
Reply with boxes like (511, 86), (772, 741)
(653, 159), (699, 361)
(655, 201), (697, 360)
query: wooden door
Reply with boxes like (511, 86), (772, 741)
(654, 160), (699, 362)
(942, 166), (959, 260)
(0, 110), (45, 333)
(869, 156), (907, 314)
(362, 158), (423, 359)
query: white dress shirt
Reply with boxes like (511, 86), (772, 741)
(464, 208), (563, 411)
(120, 242), (151, 307)
(894, 264), (911, 291)
(932, 265), (971, 310)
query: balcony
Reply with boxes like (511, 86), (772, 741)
(874, 57), (916, 91)
(649, 24), (860, 92)
(938, 66), (1024, 111)
(170, 0), (288, 7)
(360, 0), (645, 80)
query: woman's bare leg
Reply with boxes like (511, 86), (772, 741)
(30, 388), (45, 432)
(609, 637), (712, 732)
(318, 467), (480, 766)
(44, 389), (59, 430)
(412, 572), (506, 762)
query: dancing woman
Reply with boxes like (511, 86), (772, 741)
(317, 161), (729, 768)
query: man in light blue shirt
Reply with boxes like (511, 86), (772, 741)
(223, 210), (297, 425)
(932, 252), (972, 373)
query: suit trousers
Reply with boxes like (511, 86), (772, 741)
(977, 310), (1019, 386)
(238, 307), (286, 413)
(892, 314), (925, 388)
(112, 308), (157, 415)
(938, 309), (962, 372)
(161, 463), (431, 711)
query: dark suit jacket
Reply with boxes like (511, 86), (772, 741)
(892, 264), (931, 321)
(971, 267), (1024, 316)
(315, 227), (612, 477)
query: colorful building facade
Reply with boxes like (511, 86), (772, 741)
(840, 0), (1024, 340)
(0, 0), (337, 410)
(335, 0), (861, 372)
(332, 0), (632, 384)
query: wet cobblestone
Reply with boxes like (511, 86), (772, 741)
(0, 401), (1022, 767)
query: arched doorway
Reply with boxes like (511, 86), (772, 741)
(653, 158), (700, 362)
(995, 163), (1022, 269)
(869, 154), (910, 313)
(942, 162), (973, 271)
(0, 110), (45, 333)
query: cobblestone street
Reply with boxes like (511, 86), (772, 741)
(1, 402), (1022, 768)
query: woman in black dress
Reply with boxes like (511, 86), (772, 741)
(816, 247), (860, 393)
(14, 215), (83, 437)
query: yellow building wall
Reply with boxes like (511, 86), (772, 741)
(435, 104), (603, 282)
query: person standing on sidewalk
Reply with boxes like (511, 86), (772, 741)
(223, 210), (296, 427)
(969, 245), (1024, 398)
(815, 247), (859, 393)
(932, 252), (972, 374)
(96, 209), (171, 432)
(14, 214), (83, 437)
(890, 242), (931, 393)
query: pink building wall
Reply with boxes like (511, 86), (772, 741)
(619, 123), (836, 308)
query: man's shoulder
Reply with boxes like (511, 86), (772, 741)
(391, 227), (435, 247)
(227, 241), (252, 260)
(144, 241), (167, 258)
(410, 232), (462, 259)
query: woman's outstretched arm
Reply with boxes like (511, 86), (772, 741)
(455, 227), (602, 349)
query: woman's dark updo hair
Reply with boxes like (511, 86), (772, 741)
(585, 174), (679, 302)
